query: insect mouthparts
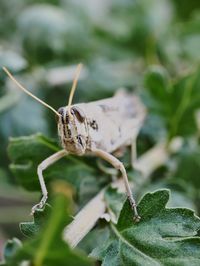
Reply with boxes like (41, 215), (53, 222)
(77, 135), (83, 146)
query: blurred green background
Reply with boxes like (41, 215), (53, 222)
(0, 0), (200, 261)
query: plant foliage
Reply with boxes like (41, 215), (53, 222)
(1, 0), (200, 265)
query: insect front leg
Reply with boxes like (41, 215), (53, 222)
(31, 149), (68, 214)
(92, 148), (141, 222)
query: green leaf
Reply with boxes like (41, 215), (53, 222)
(17, 4), (92, 63)
(172, 0), (200, 20)
(137, 179), (197, 211)
(78, 227), (110, 256)
(168, 71), (200, 138)
(143, 65), (200, 140)
(142, 65), (171, 141)
(144, 65), (170, 103)
(3, 238), (22, 261)
(173, 144), (200, 196)
(104, 187), (126, 223)
(92, 189), (200, 266)
(5, 181), (93, 266)
(20, 204), (51, 238)
(8, 133), (59, 191)
(8, 134), (102, 204)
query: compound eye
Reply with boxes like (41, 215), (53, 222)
(72, 106), (85, 123)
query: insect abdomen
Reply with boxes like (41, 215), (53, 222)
(78, 91), (146, 153)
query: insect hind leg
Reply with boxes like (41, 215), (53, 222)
(131, 138), (137, 169)
(92, 148), (140, 222)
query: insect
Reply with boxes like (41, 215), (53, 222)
(3, 64), (146, 222)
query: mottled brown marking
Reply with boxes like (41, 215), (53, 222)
(90, 120), (98, 130)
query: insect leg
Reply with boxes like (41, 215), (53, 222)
(31, 149), (68, 214)
(92, 148), (140, 222)
(131, 138), (137, 168)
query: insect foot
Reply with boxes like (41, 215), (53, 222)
(128, 196), (141, 223)
(133, 214), (141, 223)
(31, 195), (48, 215)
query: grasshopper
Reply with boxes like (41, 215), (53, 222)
(3, 64), (146, 222)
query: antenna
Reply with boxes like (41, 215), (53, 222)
(2, 67), (61, 117)
(67, 63), (83, 120)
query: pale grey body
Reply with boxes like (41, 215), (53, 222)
(77, 91), (145, 153)
(34, 90), (146, 222)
